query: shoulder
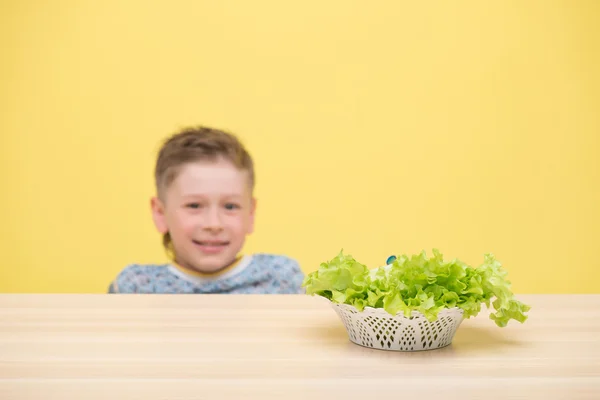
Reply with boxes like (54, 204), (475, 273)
(249, 253), (305, 294)
(107, 264), (171, 293)
(250, 253), (302, 273)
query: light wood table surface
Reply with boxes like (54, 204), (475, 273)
(0, 294), (598, 399)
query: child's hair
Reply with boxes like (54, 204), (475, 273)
(154, 125), (255, 251)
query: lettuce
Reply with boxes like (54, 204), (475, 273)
(302, 249), (530, 327)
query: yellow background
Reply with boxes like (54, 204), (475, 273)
(1, 1), (599, 294)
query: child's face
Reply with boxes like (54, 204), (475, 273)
(151, 159), (255, 274)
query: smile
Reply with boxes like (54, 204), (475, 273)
(193, 240), (230, 246)
(192, 240), (230, 254)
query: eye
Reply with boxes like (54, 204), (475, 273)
(186, 203), (201, 209)
(224, 203), (240, 210)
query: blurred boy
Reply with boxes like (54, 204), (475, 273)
(108, 126), (304, 293)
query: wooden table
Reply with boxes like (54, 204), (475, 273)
(0, 294), (598, 399)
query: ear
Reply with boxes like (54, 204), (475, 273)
(150, 196), (168, 234)
(247, 197), (257, 234)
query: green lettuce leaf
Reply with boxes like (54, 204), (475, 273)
(302, 249), (530, 327)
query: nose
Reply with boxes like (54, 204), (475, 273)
(202, 206), (223, 232)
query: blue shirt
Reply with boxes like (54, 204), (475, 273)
(108, 254), (305, 294)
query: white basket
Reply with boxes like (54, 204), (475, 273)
(331, 302), (464, 351)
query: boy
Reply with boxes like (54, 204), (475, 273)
(108, 126), (304, 294)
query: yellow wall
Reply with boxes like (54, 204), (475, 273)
(1, 1), (599, 294)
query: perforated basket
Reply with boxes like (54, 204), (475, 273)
(331, 302), (464, 351)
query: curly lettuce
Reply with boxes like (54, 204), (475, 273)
(302, 249), (530, 327)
